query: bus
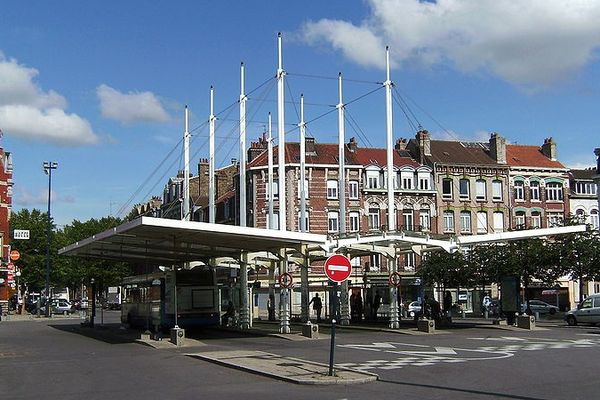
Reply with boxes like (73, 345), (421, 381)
(121, 268), (220, 331)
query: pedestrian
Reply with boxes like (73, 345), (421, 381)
(444, 291), (453, 321)
(350, 292), (357, 321)
(355, 292), (363, 322)
(222, 301), (235, 326)
(267, 293), (276, 321)
(308, 293), (323, 322)
(482, 292), (491, 315)
(372, 290), (382, 321)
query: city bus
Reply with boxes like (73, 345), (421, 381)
(121, 268), (220, 331)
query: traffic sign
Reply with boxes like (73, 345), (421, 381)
(13, 229), (30, 240)
(9, 250), (20, 261)
(279, 272), (293, 288)
(324, 254), (352, 282)
(389, 272), (402, 287)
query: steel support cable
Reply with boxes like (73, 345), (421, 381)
(392, 91), (419, 133)
(116, 136), (185, 217)
(392, 87), (422, 130)
(286, 71), (381, 85)
(344, 109), (373, 148)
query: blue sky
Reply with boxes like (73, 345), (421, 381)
(2, 1), (600, 227)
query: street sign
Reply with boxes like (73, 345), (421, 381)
(324, 254), (352, 282)
(9, 250), (20, 261)
(279, 272), (293, 288)
(389, 272), (402, 287)
(13, 229), (30, 240)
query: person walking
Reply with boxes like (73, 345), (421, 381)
(372, 290), (382, 321)
(309, 293), (323, 322)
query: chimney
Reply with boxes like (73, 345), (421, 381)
(415, 129), (431, 162)
(395, 138), (408, 151)
(305, 137), (316, 154)
(348, 137), (358, 152)
(198, 158), (209, 176)
(247, 137), (268, 163)
(541, 137), (557, 161)
(489, 132), (507, 164)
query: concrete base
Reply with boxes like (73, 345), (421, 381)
(417, 319), (435, 333)
(517, 315), (536, 330)
(170, 327), (185, 346)
(301, 323), (319, 339)
(492, 319), (508, 326)
(140, 332), (152, 341)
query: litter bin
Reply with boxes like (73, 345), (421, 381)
(170, 327), (185, 346)
(301, 322), (319, 339)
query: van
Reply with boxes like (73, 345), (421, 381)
(565, 294), (600, 326)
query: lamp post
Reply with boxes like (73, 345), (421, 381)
(90, 278), (96, 328)
(43, 161), (58, 317)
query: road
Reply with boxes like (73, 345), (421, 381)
(1, 312), (598, 399)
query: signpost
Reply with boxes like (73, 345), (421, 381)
(389, 271), (401, 288)
(324, 254), (352, 376)
(278, 272), (293, 289)
(9, 250), (20, 261)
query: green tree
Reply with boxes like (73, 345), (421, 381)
(419, 250), (468, 291)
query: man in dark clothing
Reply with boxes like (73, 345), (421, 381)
(372, 290), (382, 321)
(309, 293), (323, 322)
(267, 294), (276, 321)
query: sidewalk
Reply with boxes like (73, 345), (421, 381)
(187, 350), (377, 385)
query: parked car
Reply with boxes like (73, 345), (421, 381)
(565, 294), (600, 326)
(51, 299), (74, 315)
(407, 301), (422, 318)
(521, 299), (559, 315)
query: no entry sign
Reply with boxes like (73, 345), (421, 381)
(279, 272), (293, 289)
(324, 254), (352, 282)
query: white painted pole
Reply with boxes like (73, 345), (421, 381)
(183, 105), (190, 221)
(209, 86), (216, 224)
(268, 113), (274, 228)
(299, 95), (307, 232)
(337, 73), (346, 234)
(385, 46), (395, 231)
(277, 32), (287, 231)
(239, 62), (247, 227)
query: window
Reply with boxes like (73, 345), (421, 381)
(547, 212), (563, 227)
(401, 171), (414, 190)
(459, 179), (470, 200)
(575, 209), (586, 223)
(327, 180), (338, 199)
(368, 205), (380, 230)
(266, 181), (279, 200)
(546, 182), (563, 201)
(419, 209), (430, 231)
(475, 179), (486, 201)
(404, 253), (415, 272)
(575, 182), (597, 195)
(591, 209), (599, 230)
(493, 212), (504, 233)
(369, 254), (381, 271)
(418, 173), (430, 190)
(476, 211), (488, 233)
(442, 179), (453, 199)
(531, 212), (541, 228)
(268, 211), (280, 230)
(327, 211), (339, 233)
(460, 211), (471, 233)
(443, 211), (454, 232)
(297, 179), (309, 199)
(349, 211), (360, 232)
(530, 181), (540, 201)
(492, 180), (503, 201)
(514, 181), (524, 201)
(348, 180), (359, 199)
(402, 209), (414, 231)
(515, 211), (526, 229)
(297, 211), (310, 232)
(366, 171), (379, 189)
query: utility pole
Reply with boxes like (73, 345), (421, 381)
(43, 161), (58, 317)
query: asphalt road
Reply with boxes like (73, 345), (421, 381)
(2, 312), (599, 400)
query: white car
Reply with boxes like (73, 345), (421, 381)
(521, 299), (559, 315)
(407, 301), (422, 317)
(565, 294), (600, 326)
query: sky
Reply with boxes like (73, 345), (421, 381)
(1, 0), (600, 227)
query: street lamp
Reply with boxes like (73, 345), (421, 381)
(43, 161), (58, 317)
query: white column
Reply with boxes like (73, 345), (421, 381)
(279, 247), (290, 333)
(299, 95), (307, 232)
(300, 246), (309, 323)
(239, 62), (247, 227)
(209, 86), (216, 224)
(277, 32), (287, 231)
(183, 106), (190, 221)
(240, 252), (249, 329)
(337, 73), (346, 234)
(267, 113), (274, 228)
(385, 46), (395, 231)
(389, 250), (400, 329)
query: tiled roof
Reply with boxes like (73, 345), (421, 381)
(249, 142), (421, 168)
(506, 145), (565, 169)
(421, 140), (501, 166)
(570, 167), (597, 180)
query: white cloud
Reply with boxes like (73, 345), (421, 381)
(0, 52), (100, 146)
(13, 186), (71, 207)
(300, 0), (600, 88)
(0, 105), (98, 145)
(97, 84), (170, 123)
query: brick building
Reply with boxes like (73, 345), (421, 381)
(0, 144), (13, 305)
(569, 167), (599, 229)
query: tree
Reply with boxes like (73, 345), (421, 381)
(419, 250), (468, 291)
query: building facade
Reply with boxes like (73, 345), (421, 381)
(0, 145), (13, 306)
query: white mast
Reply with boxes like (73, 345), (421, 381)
(239, 62), (247, 227)
(268, 113), (274, 228)
(209, 86), (216, 224)
(385, 46), (395, 231)
(277, 32), (286, 231)
(183, 105), (190, 221)
(337, 73), (346, 234)
(299, 95), (307, 232)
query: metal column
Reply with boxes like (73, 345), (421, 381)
(279, 247), (290, 333)
(239, 252), (249, 329)
(389, 251), (400, 329)
(300, 247), (309, 323)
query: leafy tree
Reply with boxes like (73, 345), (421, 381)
(419, 250), (468, 291)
